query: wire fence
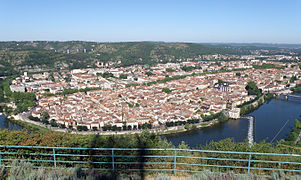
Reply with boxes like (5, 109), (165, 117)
(0, 145), (300, 175)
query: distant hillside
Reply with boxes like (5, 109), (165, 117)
(0, 41), (248, 76)
(2, 41), (299, 76)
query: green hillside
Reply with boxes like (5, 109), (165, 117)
(0, 41), (245, 76)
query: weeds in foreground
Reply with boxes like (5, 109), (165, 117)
(1, 160), (300, 180)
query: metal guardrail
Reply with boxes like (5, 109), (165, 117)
(0, 145), (300, 175)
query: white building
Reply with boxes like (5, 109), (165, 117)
(10, 85), (25, 92)
(227, 108), (241, 119)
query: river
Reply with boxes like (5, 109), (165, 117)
(1, 95), (300, 147)
(0, 114), (23, 131)
(163, 95), (301, 147)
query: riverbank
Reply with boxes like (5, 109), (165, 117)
(0, 92), (291, 141)
(283, 119), (301, 147)
(157, 120), (219, 135)
(1, 93), (268, 136)
(7, 112), (221, 136)
(2, 95), (301, 151)
(164, 92), (301, 147)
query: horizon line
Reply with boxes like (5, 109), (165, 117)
(0, 40), (301, 45)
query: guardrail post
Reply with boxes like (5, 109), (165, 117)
(174, 149), (177, 176)
(247, 153), (252, 174)
(112, 149), (115, 171)
(53, 148), (57, 169)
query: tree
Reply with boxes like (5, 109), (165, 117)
(181, 66), (195, 72)
(184, 124), (190, 130)
(12, 92), (36, 112)
(49, 73), (55, 82)
(146, 123), (152, 129)
(64, 74), (71, 82)
(28, 115), (40, 122)
(290, 76), (297, 83)
(50, 119), (58, 127)
(145, 71), (155, 76)
(166, 68), (175, 72)
(162, 88), (172, 94)
(60, 124), (66, 129)
(112, 125), (118, 131)
(218, 79), (224, 85)
(119, 74), (128, 79)
(218, 113), (228, 123)
(245, 81), (261, 96)
(102, 125), (112, 131)
(127, 102), (134, 107)
(41, 112), (50, 124)
(100, 72), (114, 78)
(77, 126), (88, 131)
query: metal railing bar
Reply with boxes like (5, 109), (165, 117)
(56, 160), (112, 164)
(250, 159), (301, 165)
(55, 154), (112, 157)
(115, 168), (173, 172)
(1, 159), (54, 163)
(176, 162), (249, 169)
(113, 155), (174, 158)
(1, 145), (300, 158)
(4, 153), (299, 165)
(176, 155), (250, 162)
(0, 152), (56, 156)
(0, 158), (112, 165)
(0, 145), (300, 174)
(114, 162), (173, 165)
(1, 152), (173, 158)
(176, 149), (301, 157)
(249, 167), (301, 172)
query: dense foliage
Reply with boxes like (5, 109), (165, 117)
(291, 84), (301, 93)
(3, 160), (298, 179)
(245, 81), (262, 96)
(165, 119), (200, 127)
(237, 95), (261, 108)
(252, 63), (285, 70)
(285, 119), (301, 147)
(162, 88), (172, 94)
(119, 74), (128, 79)
(0, 41), (250, 76)
(0, 130), (300, 175)
(0, 78), (36, 113)
(0, 80), (8, 102)
(201, 112), (222, 122)
(12, 92), (36, 112)
(264, 93), (274, 101)
(165, 68), (175, 72)
(181, 65), (202, 72)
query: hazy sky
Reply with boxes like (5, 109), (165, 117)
(1, 0), (301, 43)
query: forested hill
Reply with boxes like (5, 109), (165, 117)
(0, 41), (247, 76)
(3, 41), (298, 76)
(0, 41), (243, 56)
